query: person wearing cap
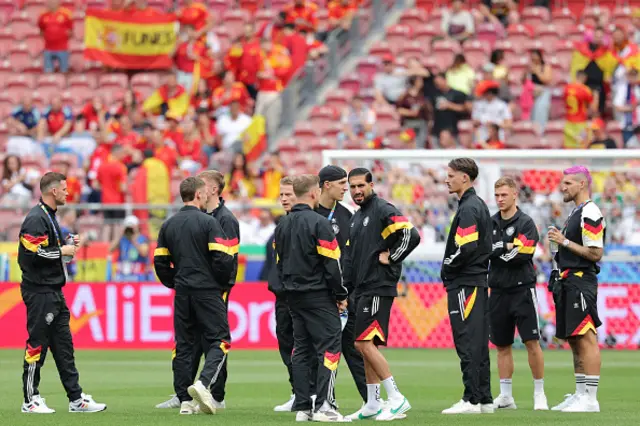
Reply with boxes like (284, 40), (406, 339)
(374, 55), (408, 107)
(586, 119), (618, 149)
(108, 214), (151, 282)
(316, 166), (368, 405)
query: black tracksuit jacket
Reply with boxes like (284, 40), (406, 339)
(154, 206), (234, 293)
(489, 208), (539, 292)
(210, 197), (240, 290)
(441, 188), (492, 290)
(344, 194), (421, 297)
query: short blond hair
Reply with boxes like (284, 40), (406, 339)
(197, 170), (225, 194)
(292, 174), (320, 198)
(280, 176), (294, 186)
(494, 176), (518, 190)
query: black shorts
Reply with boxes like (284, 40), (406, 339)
(555, 274), (602, 340)
(489, 286), (541, 346)
(354, 295), (394, 346)
(104, 209), (126, 221)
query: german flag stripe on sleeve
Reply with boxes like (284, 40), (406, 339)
(455, 225), (478, 247)
(381, 216), (414, 239)
(513, 233), (536, 254)
(154, 247), (170, 256)
(317, 238), (341, 260)
(582, 217), (604, 241)
(20, 234), (49, 253)
(209, 237), (239, 255)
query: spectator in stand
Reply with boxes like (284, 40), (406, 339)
(151, 128), (178, 175)
(284, 0), (318, 33)
(177, 0), (214, 44)
(109, 215), (151, 282)
(226, 152), (256, 198)
(396, 76), (433, 148)
(97, 144), (128, 240)
(613, 67), (639, 145)
(37, 95), (73, 144)
(38, 0), (72, 73)
(8, 97), (40, 138)
(406, 57), (435, 100)
(126, 0), (161, 16)
(523, 49), (553, 133)
(196, 109), (217, 159)
(191, 79), (212, 114)
(255, 37), (292, 138)
(242, 209), (276, 245)
(627, 125), (640, 148)
(115, 89), (142, 118)
(475, 122), (505, 149)
(431, 73), (471, 149)
(490, 49), (509, 82)
(174, 25), (207, 91)
(55, 161), (82, 204)
(445, 54), (475, 96)
(476, 0), (518, 29)
(259, 151), (284, 199)
(327, 0), (357, 34)
(374, 54), (407, 107)
(587, 118), (618, 149)
(563, 70), (595, 149)
(216, 100), (252, 151)
(114, 115), (144, 166)
(163, 114), (184, 147)
(80, 96), (109, 132)
(1, 155), (37, 206)
(338, 93), (376, 146)
(441, 0), (475, 44)
(281, 23), (309, 79)
(142, 74), (190, 119)
(300, 27), (329, 60)
(110, 0), (127, 10)
(472, 85), (512, 144)
(480, 63), (512, 106)
(212, 71), (251, 117)
(633, 8), (640, 46)
(177, 118), (204, 175)
(226, 23), (262, 100)
(611, 26), (638, 95)
(618, 207), (640, 246)
(256, 12), (287, 45)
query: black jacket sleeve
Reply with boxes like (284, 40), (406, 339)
(342, 237), (354, 295)
(274, 222), (284, 284)
(218, 215), (240, 288)
(498, 217), (539, 265)
(207, 218), (235, 286)
(380, 203), (421, 264)
(19, 215), (62, 261)
(316, 220), (348, 301)
(153, 222), (175, 289)
(442, 206), (480, 271)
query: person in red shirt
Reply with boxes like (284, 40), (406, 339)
(328, 0), (357, 32)
(196, 110), (218, 159)
(38, 0), (73, 73)
(256, 38), (292, 137)
(256, 12), (287, 45)
(191, 79), (213, 115)
(174, 25), (208, 92)
(177, 119), (204, 175)
(151, 129), (178, 176)
(55, 161), (82, 204)
(114, 115), (145, 165)
(97, 144), (128, 238)
(475, 123), (505, 149)
(178, 0), (214, 41)
(300, 28), (328, 60)
(212, 71), (251, 114)
(163, 115), (185, 148)
(283, 0), (318, 32)
(225, 23), (263, 99)
(80, 96), (109, 132)
(125, 0), (162, 17)
(37, 95), (73, 143)
(114, 89), (143, 118)
(281, 23), (309, 82)
(564, 70), (596, 149)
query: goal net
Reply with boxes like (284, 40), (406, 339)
(322, 149), (640, 348)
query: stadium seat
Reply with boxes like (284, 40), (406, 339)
(292, 122), (320, 146)
(37, 74), (66, 90)
(508, 122), (541, 148)
(549, 89), (566, 120)
(222, 10), (249, 38)
(369, 40), (395, 60)
(319, 122), (342, 138)
(493, 40), (518, 56)
(523, 39), (550, 55)
(68, 74), (97, 90)
(551, 8), (576, 30)
(98, 74), (129, 92)
(413, 24), (440, 47)
(24, 34), (45, 58)
(357, 88), (375, 105)
(462, 40), (490, 70)
(612, 7), (632, 28)
(398, 41), (429, 60)
(535, 24), (563, 47)
(475, 23), (500, 46)
(426, 7), (443, 27)
(8, 45), (31, 72)
(606, 121), (623, 147)
(549, 58), (568, 86)
(457, 120), (474, 148)
(131, 73), (160, 93)
(507, 56), (530, 82)
(309, 137), (337, 152)
(324, 90), (351, 110)
(355, 57), (379, 86)
(9, 17), (39, 41)
(386, 24), (413, 46)
(338, 72), (361, 93)
(398, 7), (427, 30)
(581, 6), (604, 28)
(431, 39), (460, 66)
(521, 6), (550, 28)
(506, 25), (532, 49)
(255, 9), (276, 30)
(309, 105), (339, 121)
(566, 24), (588, 43)
(420, 56), (441, 73)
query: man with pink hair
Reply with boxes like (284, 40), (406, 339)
(547, 166), (605, 413)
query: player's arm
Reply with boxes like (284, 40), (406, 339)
(499, 217), (539, 264)
(380, 204), (421, 264)
(316, 221), (348, 301)
(442, 207), (480, 270)
(274, 223), (284, 282)
(207, 218), (235, 285)
(341, 236), (354, 294)
(219, 215), (240, 287)
(153, 223), (175, 289)
(19, 215), (62, 261)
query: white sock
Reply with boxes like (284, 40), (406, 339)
(499, 378), (512, 397)
(585, 375), (599, 401)
(534, 378), (544, 394)
(381, 376), (401, 400)
(575, 373), (586, 395)
(365, 384), (381, 409)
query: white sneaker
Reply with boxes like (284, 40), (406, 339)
(493, 394), (517, 410)
(187, 381), (216, 415)
(296, 410), (312, 421)
(345, 403), (382, 420)
(313, 401), (351, 422)
(156, 395), (180, 409)
(213, 398), (226, 409)
(68, 393), (107, 413)
(534, 393), (549, 410)
(274, 394), (295, 412)
(375, 396), (411, 420)
(21, 395), (55, 414)
(481, 404), (494, 414)
(561, 394), (600, 413)
(552, 393), (579, 411)
(441, 399), (481, 414)
(378, 401), (406, 420)
(179, 400), (200, 415)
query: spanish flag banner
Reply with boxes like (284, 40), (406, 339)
(84, 9), (178, 70)
(130, 157), (170, 237)
(570, 43), (618, 81)
(241, 115), (268, 162)
(142, 85), (190, 118)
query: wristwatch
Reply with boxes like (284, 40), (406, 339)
(562, 239), (570, 247)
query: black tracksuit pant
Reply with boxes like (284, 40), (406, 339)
(447, 285), (492, 405)
(275, 295), (295, 394)
(190, 289), (232, 402)
(21, 288), (83, 403)
(288, 291), (342, 412)
(173, 291), (229, 403)
(341, 294), (367, 403)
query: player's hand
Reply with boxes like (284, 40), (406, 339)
(506, 243), (514, 250)
(61, 245), (76, 258)
(547, 226), (565, 244)
(73, 235), (80, 247)
(378, 250), (390, 265)
(337, 299), (348, 313)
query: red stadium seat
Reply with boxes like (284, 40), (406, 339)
(606, 121), (623, 147)
(8, 45), (31, 72)
(309, 105), (338, 120)
(23, 59), (44, 73)
(324, 90), (351, 111)
(369, 40), (395, 60)
(431, 39), (460, 66)
(457, 120), (474, 148)
(397, 7), (427, 30)
(222, 10), (249, 38)
(338, 72), (361, 93)
(6, 74), (36, 90)
(493, 40), (518, 56)
(550, 88), (566, 120)
(420, 56), (441, 73)
(355, 57), (380, 86)
(386, 24), (413, 46)
(521, 6), (550, 28)
(535, 24), (563, 47)
(73, 17), (85, 41)
(37, 73), (67, 91)
(357, 88), (376, 105)
(98, 74), (129, 92)
(413, 24), (440, 46)
(549, 57), (568, 85)
(397, 41), (429, 60)
(316, 9), (329, 32)
(475, 22), (501, 46)
(612, 7), (632, 29)
(319, 122), (342, 138)
(0, 60), (10, 82)
(581, 6), (605, 28)
(506, 25), (532, 49)
(551, 8), (576, 30)
(508, 122), (541, 149)
(426, 7), (443, 27)
(207, 0), (233, 14)
(255, 9), (276, 30)
(68, 74), (97, 90)
(131, 73), (160, 93)
(310, 137), (337, 152)
(567, 24), (588, 43)
(462, 40), (490, 70)
(523, 39), (550, 55)
(9, 17), (40, 41)
(555, 40), (575, 67)
(24, 34), (45, 58)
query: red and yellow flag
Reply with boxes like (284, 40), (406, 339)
(570, 42), (618, 81)
(84, 9), (178, 69)
(142, 85), (190, 119)
(131, 157), (170, 237)
(241, 115), (268, 162)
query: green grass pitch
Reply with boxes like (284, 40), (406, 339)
(0, 348), (638, 425)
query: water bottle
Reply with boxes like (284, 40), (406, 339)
(62, 234), (75, 264)
(548, 226), (558, 256)
(340, 310), (348, 331)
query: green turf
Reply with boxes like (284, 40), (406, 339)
(0, 348), (637, 425)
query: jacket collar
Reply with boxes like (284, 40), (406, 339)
(180, 205), (201, 212)
(211, 197), (226, 216)
(459, 187), (476, 205)
(359, 193), (377, 210)
(492, 206), (522, 226)
(39, 198), (57, 215)
(292, 203), (313, 212)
